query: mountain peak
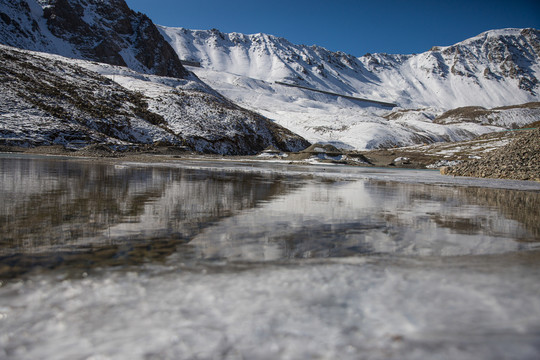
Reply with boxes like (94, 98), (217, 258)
(0, 0), (188, 78)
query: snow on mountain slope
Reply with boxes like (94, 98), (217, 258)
(0, 45), (177, 148)
(161, 27), (540, 149)
(0, 0), (188, 78)
(0, 44), (309, 154)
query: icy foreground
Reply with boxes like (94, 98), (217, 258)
(161, 27), (540, 149)
(1, 258), (540, 360)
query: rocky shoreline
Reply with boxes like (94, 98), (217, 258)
(2, 127), (539, 182)
(0, 142), (441, 168)
(441, 128), (540, 181)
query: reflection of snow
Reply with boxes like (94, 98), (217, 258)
(191, 179), (536, 260)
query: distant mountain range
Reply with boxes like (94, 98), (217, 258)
(0, 0), (539, 152)
(160, 27), (539, 108)
(161, 26), (540, 149)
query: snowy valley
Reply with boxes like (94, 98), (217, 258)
(0, 0), (539, 153)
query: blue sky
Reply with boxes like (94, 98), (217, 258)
(125, 0), (540, 56)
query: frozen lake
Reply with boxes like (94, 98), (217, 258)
(1, 154), (539, 359)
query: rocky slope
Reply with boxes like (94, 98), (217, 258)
(441, 128), (540, 181)
(432, 102), (540, 128)
(0, 0), (188, 78)
(0, 44), (177, 148)
(0, 44), (309, 154)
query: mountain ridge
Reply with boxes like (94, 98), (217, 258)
(161, 26), (539, 108)
(160, 26), (540, 149)
(1, 0), (539, 152)
(0, 0), (310, 154)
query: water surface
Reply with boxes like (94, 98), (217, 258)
(1, 154), (539, 359)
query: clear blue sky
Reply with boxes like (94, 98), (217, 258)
(125, 0), (540, 56)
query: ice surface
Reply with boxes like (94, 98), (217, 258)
(1, 257), (539, 360)
(0, 156), (539, 359)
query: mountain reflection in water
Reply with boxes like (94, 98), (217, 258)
(0, 155), (305, 277)
(0, 154), (539, 278)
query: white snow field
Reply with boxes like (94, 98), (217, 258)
(160, 27), (540, 150)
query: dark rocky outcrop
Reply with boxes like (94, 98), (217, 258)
(0, 0), (188, 78)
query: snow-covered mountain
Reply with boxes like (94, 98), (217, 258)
(1, 0), (539, 152)
(162, 27), (539, 108)
(0, 0), (188, 78)
(0, 0), (309, 154)
(161, 27), (540, 149)
(0, 44), (309, 153)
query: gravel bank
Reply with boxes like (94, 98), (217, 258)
(442, 128), (540, 181)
